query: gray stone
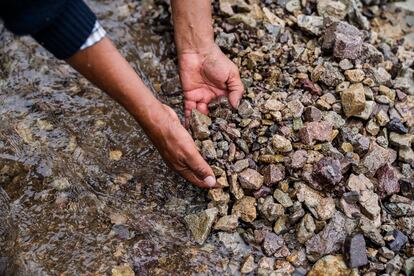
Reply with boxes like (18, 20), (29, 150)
(262, 232), (284, 256)
(239, 169), (264, 190)
(344, 234), (368, 268)
(185, 208), (218, 245)
(297, 15), (324, 36)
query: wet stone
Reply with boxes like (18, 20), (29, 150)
(238, 168), (264, 190)
(184, 207), (218, 245)
(214, 214), (239, 232)
(262, 232), (284, 256)
(344, 234), (368, 268)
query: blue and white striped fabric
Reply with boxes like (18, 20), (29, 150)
(80, 21), (106, 50)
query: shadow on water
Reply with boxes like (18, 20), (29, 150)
(0, 0), (234, 274)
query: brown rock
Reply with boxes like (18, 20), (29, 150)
(239, 168), (264, 190)
(299, 121), (333, 145)
(341, 83), (366, 117)
(262, 164), (285, 186)
(232, 196), (257, 222)
(376, 164), (400, 199)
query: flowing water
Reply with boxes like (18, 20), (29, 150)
(0, 0), (243, 274)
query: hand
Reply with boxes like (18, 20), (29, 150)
(145, 103), (217, 189)
(178, 44), (244, 120)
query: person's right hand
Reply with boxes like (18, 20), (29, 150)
(144, 103), (217, 189)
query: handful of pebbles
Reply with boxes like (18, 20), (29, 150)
(184, 0), (414, 274)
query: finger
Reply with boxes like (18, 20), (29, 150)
(227, 68), (244, 109)
(196, 102), (209, 115)
(185, 150), (217, 188)
(179, 169), (215, 189)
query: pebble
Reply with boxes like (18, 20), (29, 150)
(262, 164), (285, 186)
(297, 15), (324, 36)
(376, 164), (400, 198)
(232, 196), (257, 222)
(273, 189), (293, 208)
(299, 121), (333, 145)
(341, 83), (366, 117)
(307, 255), (351, 276)
(214, 214), (239, 232)
(296, 214), (316, 244)
(262, 232), (284, 256)
(240, 255), (255, 274)
(272, 134), (292, 152)
(238, 168), (264, 190)
(388, 230), (408, 252)
(111, 264), (135, 276)
(311, 157), (342, 190)
(190, 109), (211, 140)
(344, 234), (368, 268)
(296, 183), (335, 221)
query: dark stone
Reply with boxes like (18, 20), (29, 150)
(302, 79), (322, 95)
(400, 177), (414, 199)
(344, 234), (369, 268)
(322, 21), (364, 60)
(311, 157), (342, 190)
(262, 232), (284, 256)
(304, 106), (322, 122)
(305, 212), (347, 262)
(376, 164), (400, 199)
(253, 186), (272, 198)
(262, 164), (285, 186)
(343, 191), (360, 204)
(289, 208), (306, 224)
(386, 119), (409, 134)
(388, 230), (408, 252)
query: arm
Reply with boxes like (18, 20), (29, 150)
(66, 38), (216, 189)
(171, 0), (244, 119)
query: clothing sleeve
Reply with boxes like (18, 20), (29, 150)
(31, 0), (98, 59)
(80, 21), (106, 51)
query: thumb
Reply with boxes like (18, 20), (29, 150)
(186, 150), (217, 188)
(227, 67), (244, 109)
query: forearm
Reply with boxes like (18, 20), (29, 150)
(66, 37), (161, 131)
(170, 0), (215, 55)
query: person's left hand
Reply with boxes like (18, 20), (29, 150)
(178, 44), (244, 120)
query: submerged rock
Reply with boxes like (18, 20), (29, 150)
(185, 208), (218, 245)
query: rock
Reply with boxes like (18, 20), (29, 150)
(296, 183), (336, 221)
(386, 255), (404, 275)
(341, 83), (366, 117)
(312, 157), (342, 190)
(296, 214), (316, 244)
(185, 208), (218, 245)
(359, 190), (381, 221)
(389, 132), (414, 148)
(239, 169), (264, 190)
(272, 134), (292, 152)
(305, 212), (347, 261)
(214, 214), (239, 232)
(388, 230), (408, 252)
(304, 106), (322, 122)
(400, 178), (414, 199)
(317, 0), (347, 19)
(262, 232), (284, 256)
(274, 216), (288, 234)
(344, 234), (368, 268)
(359, 142), (397, 176)
(111, 264), (135, 276)
(323, 111), (346, 128)
(263, 164), (285, 186)
(232, 196), (257, 222)
(299, 121), (333, 145)
(344, 69), (365, 83)
(273, 189), (293, 208)
(258, 196), (285, 221)
(285, 0), (301, 12)
(201, 140), (217, 160)
(346, 173), (374, 193)
(379, 246), (395, 260)
(313, 62), (345, 87)
(323, 21), (364, 60)
(297, 15), (324, 36)
(399, 147), (414, 163)
(404, 257), (414, 276)
(218, 232), (250, 256)
(215, 32), (236, 51)
(228, 13), (257, 28)
(232, 159), (250, 173)
(354, 100), (375, 120)
(308, 255), (352, 276)
(290, 150), (308, 169)
(190, 109), (211, 140)
(263, 99), (284, 111)
(376, 164), (400, 199)
(240, 255), (255, 274)
(238, 100), (254, 118)
(359, 217), (385, 246)
(286, 99), (304, 118)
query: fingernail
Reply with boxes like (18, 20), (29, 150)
(203, 176), (216, 188)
